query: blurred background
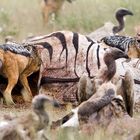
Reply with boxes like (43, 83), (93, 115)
(0, 0), (140, 42)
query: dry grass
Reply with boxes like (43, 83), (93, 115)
(0, 0), (140, 42)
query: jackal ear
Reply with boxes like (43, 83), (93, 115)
(135, 38), (140, 48)
(104, 47), (111, 52)
(129, 39), (135, 47)
(132, 37), (140, 49)
(25, 45), (33, 52)
(133, 37), (136, 43)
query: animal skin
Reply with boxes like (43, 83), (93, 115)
(0, 43), (41, 105)
(25, 31), (129, 86)
(24, 31), (102, 83)
(25, 31), (140, 81)
(24, 30), (140, 105)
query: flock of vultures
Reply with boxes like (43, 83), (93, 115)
(0, 0), (140, 140)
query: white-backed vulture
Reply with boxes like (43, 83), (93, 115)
(0, 94), (60, 140)
(51, 47), (131, 128)
(88, 8), (133, 41)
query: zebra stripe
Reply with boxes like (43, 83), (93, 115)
(38, 42), (53, 62)
(27, 32), (68, 66)
(86, 36), (94, 42)
(48, 32), (68, 66)
(72, 32), (79, 77)
(26, 31), (108, 78)
(97, 45), (101, 69)
(86, 38), (94, 77)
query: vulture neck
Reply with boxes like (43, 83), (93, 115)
(113, 15), (125, 34)
(33, 104), (49, 130)
(100, 54), (116, 83)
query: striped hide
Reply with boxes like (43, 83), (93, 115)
(24, 31), (140, 104)
(23, 30), (140, 108)
(25, 31), (109, 79)
(101, 35), (140, 58)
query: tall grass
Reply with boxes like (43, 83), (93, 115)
(0, 0), (140, 42)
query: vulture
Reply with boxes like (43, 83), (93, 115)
(88, 8), (133, 41)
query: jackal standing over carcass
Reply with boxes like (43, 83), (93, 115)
(0, 43), (41, 105)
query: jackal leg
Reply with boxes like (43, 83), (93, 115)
(42, 6), (51, 25)
(19, 74), (32, 102)
(3, 75), (18, 105)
